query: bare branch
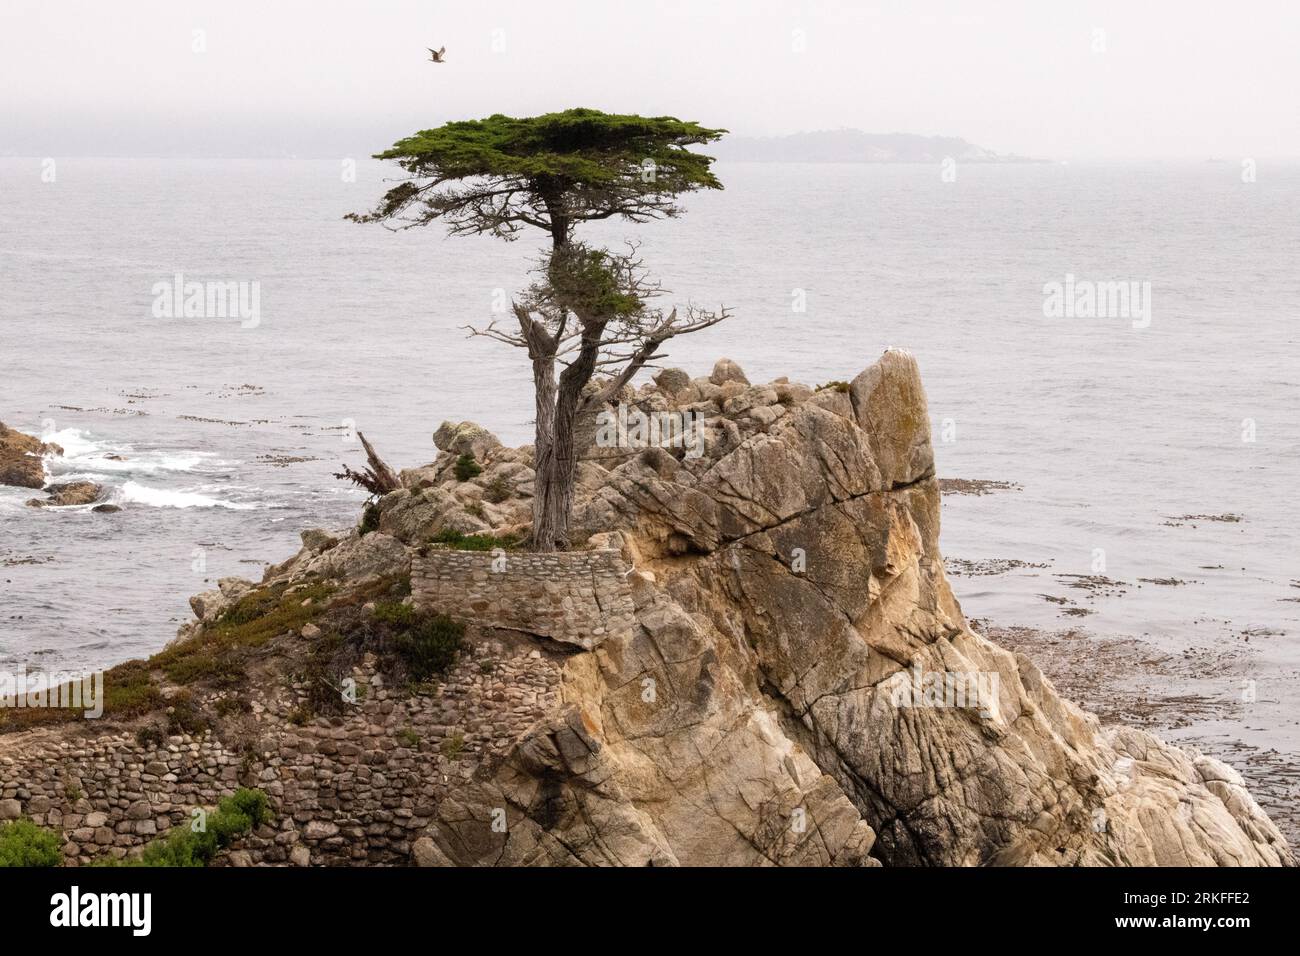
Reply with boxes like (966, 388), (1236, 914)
(333, 431), (401, 495)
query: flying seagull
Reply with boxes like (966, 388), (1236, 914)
(427, 46), (446, 63)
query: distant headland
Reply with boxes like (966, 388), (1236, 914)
(713, 128), (1047, 163)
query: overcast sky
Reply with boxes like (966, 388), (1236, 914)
(2, 0), (1297, 160)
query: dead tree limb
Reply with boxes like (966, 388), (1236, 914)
(333, 431), (400, 495)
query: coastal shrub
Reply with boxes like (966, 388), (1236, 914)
(166, 690), (211, 736)
(0, 583), (335, 733)
(359, 500), (381, 536)
(301, 629), (348, 717)
(99, 788), (270, 868)
(0, 657), (164, 734)
(293, 584), (461, 717)
(153, 581), (334, 686)
(373, 597), (464, 676)
(225, 787), (271, 827)
(101, 660), (165, 717)
(427, 529), (518, 552)
(214, 695), (251, 717)
(0, 819), (62, 867)
(394, 612), (465, 681)
(135, 724), (166, 748)
(454, 454), (482, 481)
(816, 380), (851, 393)
(373, 599), (416, 627)
(325, 572), (410, 612)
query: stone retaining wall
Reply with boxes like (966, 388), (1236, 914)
(0, 630), (563, 866)
(412, 548), (636, 650)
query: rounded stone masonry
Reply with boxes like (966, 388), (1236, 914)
(411, 548), (636, 651)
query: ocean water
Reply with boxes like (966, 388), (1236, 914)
(1, 158), (1297, 766)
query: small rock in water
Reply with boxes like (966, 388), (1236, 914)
(25, 481), (104, 508)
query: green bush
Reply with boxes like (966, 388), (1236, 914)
(395, 613), (465, 681)
(454, 454), (482, 481)
(0, 819), (62, 867)
(100, 788), (270, 868)
(359, 501), (381, 536)
(166, 689), (211, 736)
(373, 599), (417, 627)
(225, 787), (271, 827)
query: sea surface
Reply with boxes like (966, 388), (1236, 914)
(1, 158), (1297, 798)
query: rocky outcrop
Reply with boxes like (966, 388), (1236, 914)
(26, 481), (104, 508)
(415, 351), (1292, 867)
(433, 421), (501, 461)
(0, 422), (61, 489)
(0, 354), (1291, 868)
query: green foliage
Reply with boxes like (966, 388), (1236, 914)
(214, 695), (251, 718)
(99, 789), (270, 868)
(0, 662), (161, 733)
(166, 690), (211, 736)
(348, 108), (726, 243)
(226, 787), (271, 827)
(0, 579), (336, 736)
(0, 819), (62, 867)
(427, 529), (517, 551)
(454, 454), (482, 481)
(152, 581), (334, 685)
(545, 244), (644, 318)
(372, 599), (416, 627)
(394, 613), (465, 682)
(440, 732), (466, 759)
(359, 501), (381, 536)
(816, 381), (851, 393)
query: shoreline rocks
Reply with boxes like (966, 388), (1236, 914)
(0, 421), (61, 489)
(25, 481), (105, 508)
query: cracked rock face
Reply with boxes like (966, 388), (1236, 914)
(422, 351), (1293, 867)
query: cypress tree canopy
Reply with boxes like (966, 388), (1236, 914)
(348, 108), (727, 244)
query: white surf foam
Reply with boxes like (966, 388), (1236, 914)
(41, 427), (205, 475)
(119, 480), (255, 510)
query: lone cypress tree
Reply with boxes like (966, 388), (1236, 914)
(350, 108), (730, 551)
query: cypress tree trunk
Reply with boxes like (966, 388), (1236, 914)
(531, 320), (601, 552)
(530, 356), (566, 552)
